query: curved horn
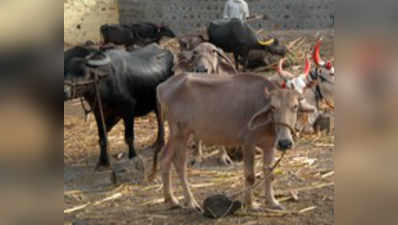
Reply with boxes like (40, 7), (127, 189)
(277, 58), (296, 79)
(258, 38), (275, 46)
(87, 54), (111, 66)
(313, 39), (325, 66)
(302, 56), (311, 77)
(214, 48), (237, 72)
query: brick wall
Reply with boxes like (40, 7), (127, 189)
(64, 0), (119, 45)
(118, 0), (335, 35)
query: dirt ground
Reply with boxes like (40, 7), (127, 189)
(64, 29), (335, 225)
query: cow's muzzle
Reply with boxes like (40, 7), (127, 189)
(194, 65), (208, 73)
(277, 139), (292, 151)
(273, 122), (296, 152)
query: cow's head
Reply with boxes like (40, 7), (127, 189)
(158, 25), (176, 38)
(277, 57), (312, 94)
(178, 34), (206, 51)
(64, 50), (111, 101)
(189, 42), (237, 75)
(248, 88), (315, 151)
(258, 37), (287, 57)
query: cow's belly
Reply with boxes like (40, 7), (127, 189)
(186, 113), (247, 147)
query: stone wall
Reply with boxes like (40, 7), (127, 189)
(64, 0), (119, 44)
(118, 0), (335, 35)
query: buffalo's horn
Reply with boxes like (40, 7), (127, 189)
(258, 38), (275, 46)
(87, 55), (111, 66)
(313, 39), (325, 66)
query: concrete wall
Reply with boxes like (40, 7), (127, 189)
(118, 0), (335, 35)
(64, 0), (119, 45)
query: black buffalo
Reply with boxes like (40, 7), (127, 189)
(208, 18), (287, 71)
(100, 23), (176, 47)
(64, 44), (174, 169)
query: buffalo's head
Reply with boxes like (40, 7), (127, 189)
(258, 37), (287, 57)
(64, 50), (111, 101)
(158, 25), (176, 38)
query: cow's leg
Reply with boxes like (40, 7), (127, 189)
(94, 112), (114, 170)
(123, 116), (137, 159)
(260, 145), (284, 210)
(217, 146), (233, 166)
(189, 136), (203, 166)
(241, 49), (249, 72)
(160, 134), (180, 208)
(233, 53), (240, 71)
(122, 115), (145, 172)
(243, 145), (260, 211)
(149, 109), (165, 151)
(172, 134), (201, 212)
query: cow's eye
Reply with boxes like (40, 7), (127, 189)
(293, 105), (299, 111)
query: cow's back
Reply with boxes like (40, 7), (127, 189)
(101, 44), (174, 116)
(159, 73), (275, 145)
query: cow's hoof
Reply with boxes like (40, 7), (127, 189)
(165, 196), (181, 209)
(247, 201), (262, 212)
(266, 201), (285, 211)
(95, 161), (111, 171)
(218, 154), (233, 166)
(186, 200), (203, 213)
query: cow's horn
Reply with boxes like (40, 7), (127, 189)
(258, 38), (275, 46)
(313, 39), (325, 66)
(87, 55), (111, 66)
(302, 56), (311, 77)
(277, 58), (295, 79)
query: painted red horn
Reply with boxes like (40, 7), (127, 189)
(303, 56), (311, 77)
(313, 39), (325, 66)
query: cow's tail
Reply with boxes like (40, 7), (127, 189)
(148, 86), (167, 182)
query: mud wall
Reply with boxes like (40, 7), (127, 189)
(64, 0), (119, 44)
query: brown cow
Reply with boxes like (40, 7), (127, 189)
(151, 73), (315, 212)
(178, 34), (206, 51)
(177, 42), (238, 166)
(174, 42), (236, 75)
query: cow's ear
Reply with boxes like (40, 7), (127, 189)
(217, 60), (236, 74)
(248, 103), (272, 130)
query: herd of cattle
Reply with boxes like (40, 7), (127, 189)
(64, 18), (335, 212)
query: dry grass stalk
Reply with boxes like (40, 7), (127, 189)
(64, 193), (122, 214)
(321, 171), (335, 178)
(298, 206), (317, 214)
(141, 195), (184, 206)
(64, 203), (90, 214)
